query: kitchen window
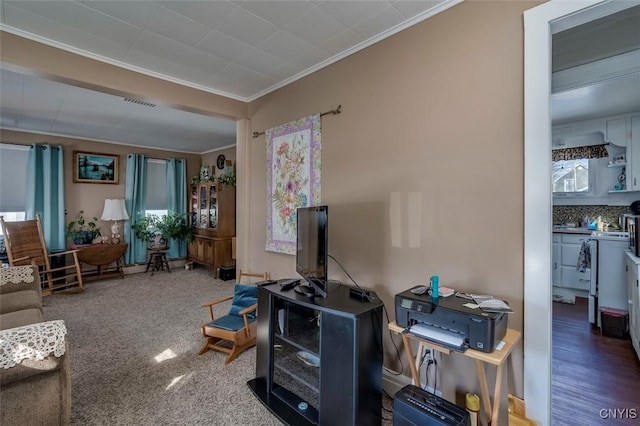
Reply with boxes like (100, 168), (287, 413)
(552, 158), (593, 195)
(552, 144), (607, 196)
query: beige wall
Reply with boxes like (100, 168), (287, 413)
(247, 0), (537, 404)
(0, 0), (541, 413)
(0, 129), (201, 238)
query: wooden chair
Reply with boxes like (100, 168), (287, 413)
(0, 215), (83, 295)
(199, 269), (269, 364)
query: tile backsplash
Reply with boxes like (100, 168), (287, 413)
(553, 205), (632, 226)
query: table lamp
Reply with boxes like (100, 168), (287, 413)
(101, 199), (129, 244)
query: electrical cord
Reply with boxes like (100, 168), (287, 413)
(328, 253), (404, 375)
(382, 303), (404, 375)
(422, 349), (431, 390)
(328, 254), (363, 290)
(433, 353), (438, 394)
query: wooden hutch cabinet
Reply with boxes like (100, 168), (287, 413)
(187, 182), (235, 274)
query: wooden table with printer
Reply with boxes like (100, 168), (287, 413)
(390, 289), (522, 426)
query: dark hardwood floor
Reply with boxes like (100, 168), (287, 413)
(552, 297), (640, 425)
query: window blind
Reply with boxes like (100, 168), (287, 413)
(0, 144), (29, 212)
(145, 159), (167, 211)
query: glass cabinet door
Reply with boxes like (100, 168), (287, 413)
(209, 185), (217, 229)
(270, 299), (320, 423)
(199, 185), (208, 228)
(190, 186), (198, 228)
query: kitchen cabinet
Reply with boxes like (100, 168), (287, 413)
(553, 234), (561, 286)
(552, 233), (591, 291)
(606, 117), (627, 146)
(187, 182), (235, 272)
(189, 182), (235, 237)
(628, 115), (640, 191)
(187, 236), (232, 272)
(604, 114), (640, 193)
(553, 112), (640, 194)
(625, 252), (640, 361)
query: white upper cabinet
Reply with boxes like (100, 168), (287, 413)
(606, 117), (627, 147)
(629, 115), (640, 191)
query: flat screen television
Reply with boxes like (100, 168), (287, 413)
(296, 205), (328, 297)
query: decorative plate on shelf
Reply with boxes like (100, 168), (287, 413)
(296, 351), (320, 367)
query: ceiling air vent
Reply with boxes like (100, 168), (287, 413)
(123, 98), (157, 108)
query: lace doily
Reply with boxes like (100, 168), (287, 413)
(0, 320), (67, 369)
(0, 266), (35, 286)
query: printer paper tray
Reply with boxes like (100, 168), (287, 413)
(407, 323), (467, 352)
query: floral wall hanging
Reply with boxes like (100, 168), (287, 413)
(265, 113), (321, 254)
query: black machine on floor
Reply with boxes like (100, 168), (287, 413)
(218, 265), (236, 281)
(393, 385), (470, 426)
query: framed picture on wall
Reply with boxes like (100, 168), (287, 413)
(73, 151), (119, 184)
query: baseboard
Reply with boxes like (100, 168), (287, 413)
(382, 369), (442, 398)
(382, 369), (412, 397)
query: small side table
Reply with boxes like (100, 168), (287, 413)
(388, 321), (521, 426)
(73, 243), (127, 281)
(146, 247), (170, 276)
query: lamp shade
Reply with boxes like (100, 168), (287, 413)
(101, 199), (130, 221)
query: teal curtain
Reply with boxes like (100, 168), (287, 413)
(25, 144), (65, 251)
(124, 154), (147, 264)
(166, 158), (187, 259)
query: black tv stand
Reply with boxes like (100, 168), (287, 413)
(247, 283), (383, 425)
(294, 284), (317, 297)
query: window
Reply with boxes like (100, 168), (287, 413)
(0, 144), (29, 235)
(145, 159), (167, 217)
(552, 158), (591, 194)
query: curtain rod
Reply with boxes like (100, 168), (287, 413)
(126, 154), (183, 163)
(252, 105), (342, 139)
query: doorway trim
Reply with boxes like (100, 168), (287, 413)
(523, 1), (637, 424)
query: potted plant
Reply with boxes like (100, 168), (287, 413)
(132, 212), (193, 248)
(159, 212), (194, 244)
(66, 211), (101, 245)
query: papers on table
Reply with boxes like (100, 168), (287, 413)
(472, 295), (514, 314)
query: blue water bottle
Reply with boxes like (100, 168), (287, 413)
(430, 275), (439, 299)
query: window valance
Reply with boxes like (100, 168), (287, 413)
(552, 144), (608, 161)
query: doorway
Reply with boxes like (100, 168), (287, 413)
(524, 1), (640, 424)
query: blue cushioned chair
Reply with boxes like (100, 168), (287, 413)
(199, 270), (269, 364)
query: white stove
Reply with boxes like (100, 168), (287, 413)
(591, 231), (630, 240)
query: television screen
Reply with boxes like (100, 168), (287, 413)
(296, 205), (328, 297)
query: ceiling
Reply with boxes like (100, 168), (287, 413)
(551, 4), (640, 124)
(0, 1), (638, 153)
(0, 0), (456, 154)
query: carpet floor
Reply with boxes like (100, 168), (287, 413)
(43, 268), (283, 426)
